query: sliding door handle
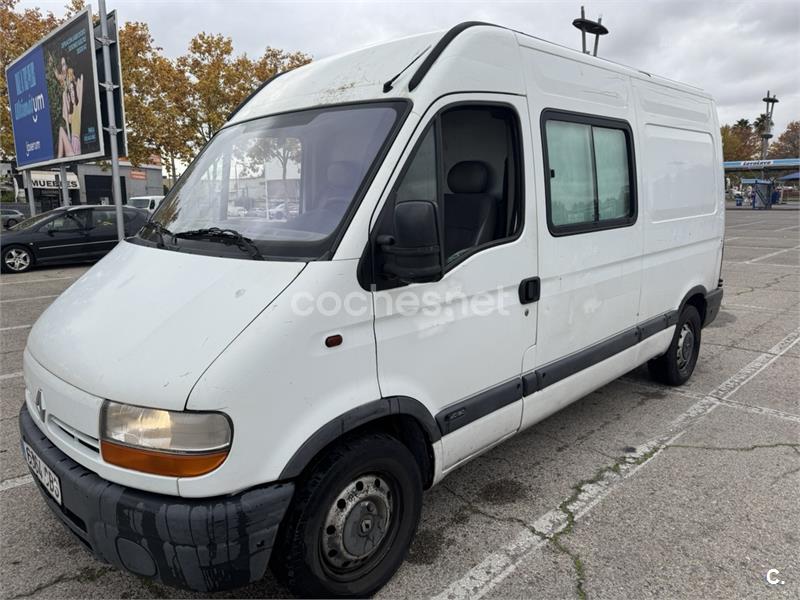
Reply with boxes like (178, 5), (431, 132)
(518, 277), (540, 304)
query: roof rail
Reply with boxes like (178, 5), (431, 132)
(226, 70), (288, 122)
(408, 21), (498, 92)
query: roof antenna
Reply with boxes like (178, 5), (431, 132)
(573, 5), (608, 56)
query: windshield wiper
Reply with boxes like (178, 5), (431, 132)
(173, 227), (265, 261)
(143, 221), (176, 249)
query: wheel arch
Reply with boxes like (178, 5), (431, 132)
(678, 285), (708, 325)
(279, 396), (441, 488)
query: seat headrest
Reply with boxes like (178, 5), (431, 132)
(326, 161), (359, 189)
(447, 161), (490, 194)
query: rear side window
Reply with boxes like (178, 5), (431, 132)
(93, 209), (118, 229)
(542, 110), (636, 235)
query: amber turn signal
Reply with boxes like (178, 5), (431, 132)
(101, 440), (228, 477)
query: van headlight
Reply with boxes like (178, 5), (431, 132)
(100, 400), (232, 477)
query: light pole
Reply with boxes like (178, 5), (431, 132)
(760, 91), (778, 207)
(760, 91), (779, 162)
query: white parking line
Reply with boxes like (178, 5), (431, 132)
(0, 372), (23, 381)
(744, 244), (800, 264)
(0, 475), (33, 493)
(718, 399), (800, 424)
(726, 245), (796, 250)
(725, 219), (771, 229)
(0, 295), (59, 304)
(432, 327), (800, 600)
(0, 276), (77, 286)
(0, 324), (32, 332)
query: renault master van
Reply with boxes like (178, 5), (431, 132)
(19, 22), (724, 597)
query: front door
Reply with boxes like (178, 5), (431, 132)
(34, 210), (92, 262)
(371, 95), (538, 472)
(87, 207), (124, 257)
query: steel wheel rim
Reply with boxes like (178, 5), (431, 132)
(321, 473), (396, 576)
(4, 248), (30, 272)
(676, 322), (695, 370)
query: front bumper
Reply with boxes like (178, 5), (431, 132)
(19, 404), (294, 593)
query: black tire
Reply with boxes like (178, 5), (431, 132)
(6, 218), (17, 228)
(648, 305), (702, 386)
(271, 433), (423, 598)
(2, 245), (34, 273)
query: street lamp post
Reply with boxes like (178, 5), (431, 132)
(760, 91), (779, 182)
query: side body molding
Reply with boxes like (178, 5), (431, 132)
(279, 396), (441, 480)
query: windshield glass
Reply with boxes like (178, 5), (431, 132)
(142, 102), (406, 260)
(128, 198), (151, 209)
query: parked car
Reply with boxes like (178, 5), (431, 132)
(1, 205), (148, 273)
(1, 208), (25, 228)
(18, 22), (724, 598)
(127, 195), (164, 213)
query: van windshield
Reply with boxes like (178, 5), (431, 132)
(141, 102), (406, 260)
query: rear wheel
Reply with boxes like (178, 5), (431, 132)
(648, 305), (701, 386)
(272, 433), (422, 598)
(5, 218), (18, 228)
(2, 245), (34, 273)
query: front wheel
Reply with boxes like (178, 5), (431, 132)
(5, 218), (18, 228)
(2, 245), (34, 273)
(272, 433), (423, 598)
(648, 305), (701, 386)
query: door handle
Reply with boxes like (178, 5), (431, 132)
(518, 277), (540, 304)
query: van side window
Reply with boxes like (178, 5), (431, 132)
(395, 126), (437, 204)
(542, 110), (636, 235)
(385, 103), (523, 259)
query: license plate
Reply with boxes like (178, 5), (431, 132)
(22, 441), (62, 505)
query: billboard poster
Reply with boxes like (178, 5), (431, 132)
(6, 8), (104, 169)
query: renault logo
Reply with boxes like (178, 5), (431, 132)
(34, 389), (46, 422)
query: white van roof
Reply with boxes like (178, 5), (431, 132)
(228, 22), (712, 125)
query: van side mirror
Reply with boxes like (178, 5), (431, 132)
(377, 200), (443, 284)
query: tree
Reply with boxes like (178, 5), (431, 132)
(768, 121), (800, 159)
(721, 121), (759, 162)
(177, 34), (311, 154)
(118, 21), (193, 178)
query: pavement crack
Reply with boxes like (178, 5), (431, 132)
(546, 446), (661, 600)
(7, 566), (112, 599)
(440, 483), (549, 542)
(771, 465), (800, 485)
(440, 482), (591, 599)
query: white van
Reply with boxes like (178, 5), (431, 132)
(127, 195), (164, 213)
(19, 22), (724, 597)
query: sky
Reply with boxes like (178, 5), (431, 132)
(18, 0), (800, 135)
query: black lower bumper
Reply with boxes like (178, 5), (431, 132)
(704, 286), (724, 327)
(19, 405), (294, 593)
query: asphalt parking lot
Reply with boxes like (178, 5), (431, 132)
(1, 208), (798, 599)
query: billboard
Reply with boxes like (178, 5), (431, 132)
(6, 8), (105, 169)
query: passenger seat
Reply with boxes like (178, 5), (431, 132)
(444, 161), (497, 260)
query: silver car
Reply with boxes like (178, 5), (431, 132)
(1, 208), (25, 229)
